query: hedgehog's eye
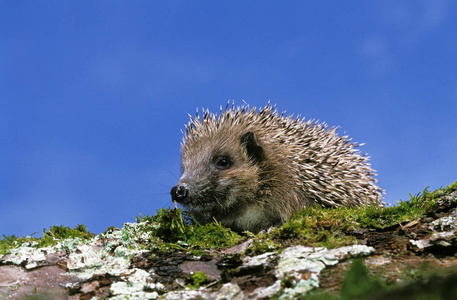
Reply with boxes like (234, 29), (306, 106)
(215, 157), (232, 169)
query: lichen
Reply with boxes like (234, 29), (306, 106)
(245, 245), (375, 299)
(2, 243), (52, 269)
(109, 269), (164, 299)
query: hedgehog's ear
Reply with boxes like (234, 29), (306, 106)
(241, 132), (264, 164)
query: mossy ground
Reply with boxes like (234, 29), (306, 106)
(0, 224), (93, 256)
(1, 180), (456, 299)
(134, 208), (245, 252)
(1, 180), (456, 256)
(185, 271), (212, 289)
(135, 178), (456, 254)
(252, 180), (457, 253)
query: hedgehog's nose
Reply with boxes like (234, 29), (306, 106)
(171, 183), (189, 203)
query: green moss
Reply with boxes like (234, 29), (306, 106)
(39, 224), (94, 246)
(0, 224), (94, 256)
(190, 221), (245, 248)
(269, 206), (359, 249)
(135, 208), (245, 252)
(138, 208), (188, 243)
(185, 271), (211, 288)
(246, 180), (457, 251)
(0, 235), (36, 256)
(358, 187), (439, 228)
(244, 232), (279, 255)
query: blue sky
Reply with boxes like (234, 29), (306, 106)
(1, 1), (456, 237)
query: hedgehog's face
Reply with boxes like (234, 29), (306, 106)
(170, 131), (265, 225)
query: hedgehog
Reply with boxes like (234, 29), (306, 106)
(170, 103), (383, 233)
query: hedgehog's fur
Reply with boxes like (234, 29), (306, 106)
(170, 103), (383, 233)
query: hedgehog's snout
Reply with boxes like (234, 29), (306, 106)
(171, 183), (189, 203)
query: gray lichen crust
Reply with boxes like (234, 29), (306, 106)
(171, 103), (383, 232)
